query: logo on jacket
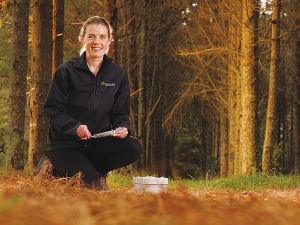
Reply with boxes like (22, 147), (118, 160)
(101, 82), (115, 86)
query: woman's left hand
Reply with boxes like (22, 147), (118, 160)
(113, 127), (128, 139)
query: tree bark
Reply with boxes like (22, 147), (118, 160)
(5, 0), (30, 170)
(201, 118), (207, 177)
(262, 0), (280, 174)
(104, 0), (117, 62)
(220, 111), (228, 177)
(294, 0), (300, 174)
(235, 69), (242, 175)
(138, 0), (148, 169)
(278, 60), (286, 173)
(127, 0), (138, 137)
(291, 96), (295, 172)
(28, 0), (53, 167)
(52, 0), (64, 74)
(228, 14), (236, 176)
(240, 0), (257, 174)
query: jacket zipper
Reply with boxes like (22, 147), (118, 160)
(87, 76), (98, 128)
(86, 65), (109, 128)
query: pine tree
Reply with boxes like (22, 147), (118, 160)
(5, 0), (30, 169)
(28, 0), (53, 167)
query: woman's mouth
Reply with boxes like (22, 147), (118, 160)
(92, 47), (102, 51)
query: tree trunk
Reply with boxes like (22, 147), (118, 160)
(28, 0), (53, 167)
(291, 98), (296, 172)
(138, 0), (148, 169)
(234, 9), (242, 175)
(52, 0), (64, 75)
(127, 0), (138, 137)
(215, 118), (220, 159)
(278, 60), (286, 173)
(235, 69), (242, 175)
(5, 0), (30, 170)
(228, 14), (237, 176)
(104, 0), (117, 62)
(200, 118), (207, 177)
(240, 0), (257, 174)
(262, 0), (280, 174)
(220, 111), (228, 177)
(212, 118), (219, 158)
(294, 0), (300, 174)
(206, 120), (213, 163)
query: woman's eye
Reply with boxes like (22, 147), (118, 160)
(88, 35), (94, 39)
(100, 36), (106, 39)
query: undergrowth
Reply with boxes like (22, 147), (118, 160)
(108, 171), (300, 192)
(1, 169), (300, 192)
(169, 172), (300, 192)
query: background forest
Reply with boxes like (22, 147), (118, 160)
(0, 0), (299, 179)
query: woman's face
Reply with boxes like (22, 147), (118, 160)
(80, 24), (111, 60)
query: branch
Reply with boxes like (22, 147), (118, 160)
(138, 95), (161, 140)
(116, 15), (136, 34)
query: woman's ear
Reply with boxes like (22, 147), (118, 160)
(79, 35), (84, 44)
(108, 36), (113, 45)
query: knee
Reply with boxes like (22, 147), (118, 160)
(129, 137), (142, 161)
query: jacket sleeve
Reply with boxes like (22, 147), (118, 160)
(109, 71), (131, 135)
(44, 66), (82, 137)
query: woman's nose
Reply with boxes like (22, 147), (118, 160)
(94, 36), (101, 43)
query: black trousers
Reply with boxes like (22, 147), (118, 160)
(48, 136), (142, 186)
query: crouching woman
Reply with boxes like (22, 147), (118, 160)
(33, 16), (142, 190)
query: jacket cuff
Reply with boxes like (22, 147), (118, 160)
(70, 122), (83, 136)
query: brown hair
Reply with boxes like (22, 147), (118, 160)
(78, 16), (113, 55)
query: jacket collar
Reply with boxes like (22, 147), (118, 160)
(73, 52), (113, 71)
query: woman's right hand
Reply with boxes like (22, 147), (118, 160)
(76, 125), (91, 139)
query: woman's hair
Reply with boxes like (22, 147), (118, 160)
(78, 16), (113, 55)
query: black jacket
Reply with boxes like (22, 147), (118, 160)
(44, 53), (131, 150)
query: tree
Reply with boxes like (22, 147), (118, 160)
(28, 0), (53, 167)
(138, 0), (148, 170)
(228, 14), (236, 176)
(240, 0), (258, 174)
(220, 110), (228, 177)
(5, 0), (29, 169)
(104, 0), (117, 62)
(52, 0), (64, 74)
(290, 0), (300, 174)
(262, 0), (281, 174)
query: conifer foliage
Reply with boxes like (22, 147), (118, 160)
(1, 0), (300, 177)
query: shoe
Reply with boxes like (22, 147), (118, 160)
(99, 173), (110, 190)
(32, 154), (56, 179)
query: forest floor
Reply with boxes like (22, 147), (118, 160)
(1, 171), (300, 225)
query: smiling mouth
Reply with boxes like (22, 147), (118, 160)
(92, 47), (102, 51)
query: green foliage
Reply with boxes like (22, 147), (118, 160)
(0, 169), (299, 192)
(107, 170), (152, 190)
(0, 8), (12, 79)
(169, 172), (300, 192)
(256, 107), (268, 172)
(0, 6), (11, 150)
(174, 99), (220, 179)
(0, 79), (8, 145)
(272, 142), (284, 173)
(174, 112), (204, 179)
(105, 171), (300, 192)
(206, 155), (220, 176)
(63, 50), (79, 62)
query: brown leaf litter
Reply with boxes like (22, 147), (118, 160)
(1, 172), (300, 225)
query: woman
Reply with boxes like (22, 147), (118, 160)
(33, 16), (142, 190)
